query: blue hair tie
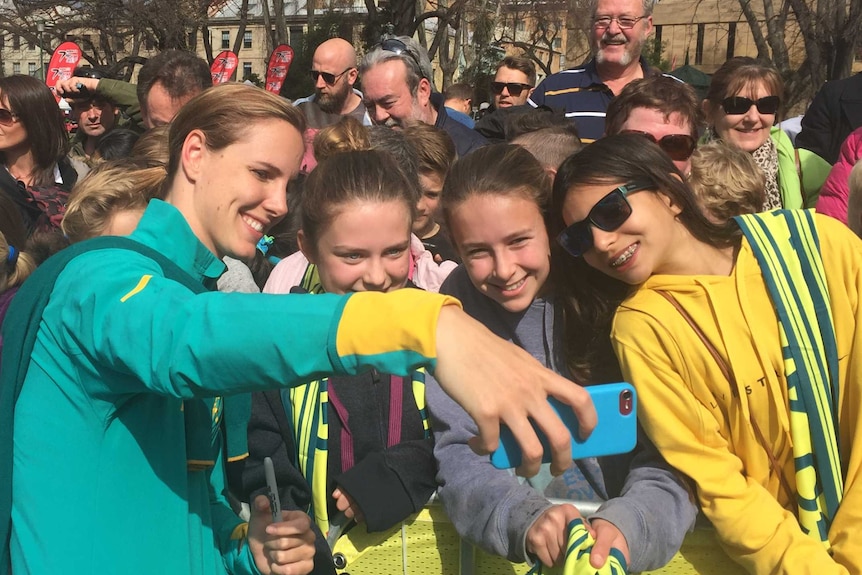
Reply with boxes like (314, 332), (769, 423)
(256, 235), (274, 256)
(6, 245), (18, 265)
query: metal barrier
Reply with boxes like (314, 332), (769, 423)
(325, 497), (744, 574)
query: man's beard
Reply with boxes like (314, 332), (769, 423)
(317, 81), (351, 114)
(594, 31), (642, 67)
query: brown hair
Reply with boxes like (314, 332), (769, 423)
(136, 50), (212, 117)
(496, 56), (537, 86)
(512, 125), (582, 170)
(131, 125), (170, 167)
(62, 160), (166, 243)
(605, 76), (703, 139)
(705, 57), (784, 119)
(0, 230), (36, 292)
(688, 142), (765, 222)
(0, 75), (69, 187)
(442, 143), (551, 230)
(299, 150), (418, 249)
(313, 116), (370, 162)
(166, 84), (306, 187)
(402, 123), (457, 177)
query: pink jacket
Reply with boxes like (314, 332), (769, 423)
(816, 126), (862, 224)
(264, 234), (457, 294)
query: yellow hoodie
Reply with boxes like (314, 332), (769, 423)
(611, 214), (862, 574)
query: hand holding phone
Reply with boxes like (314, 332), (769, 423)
(490, 382), (637, 469)
(263, 456), (282, 523)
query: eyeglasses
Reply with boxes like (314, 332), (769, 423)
(380, 38), (427, 79)
(620, 130), (696, 162)
(0, 108), (18, 126)
(310, 67), (353, 85)
(490, 82), (533, 96)
(593, 15), (647, 29)
(557, 180), (653, 257)
(720, 95), (780, 115)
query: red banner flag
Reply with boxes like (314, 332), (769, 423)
(211, 50), (239, 85)
(45, 41), (82, 99)
(265, 44), (294, 94)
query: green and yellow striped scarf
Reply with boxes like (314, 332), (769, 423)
(735, 209), (843, 547)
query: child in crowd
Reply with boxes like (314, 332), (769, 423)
(511, 124), (582, 175)
(687, 142), (765, 223)
(313, 116), (370, 163)
(427, 143), (695, 572)
(247, 150), (439, 572)
(61, 160), (165, 243)
(846, 159), (862, 236)
(403, 123), (460, 263)
(551, 133), (862, 573)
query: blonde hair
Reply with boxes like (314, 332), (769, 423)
(62, 160), (166, 243)
(688, 142), (765, 223)
(848, 160), (862, 237)
(131, 125), (170, 167)
(313, 116), (370, 162)
(0, 231), (36, 292)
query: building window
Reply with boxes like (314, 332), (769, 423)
(13, 35), (20, 49)
(243, 62), (253, 78)
(12, 62), (20, 75)
(243, 31), (252, 49)
(695, 23), (705, 65)
(289, 26), (304, 57)
(221, 31), (230, 49)
(517, 20), (526, 32)
(144, 35), (154, 50)
(726, 22), (736, 60)
(654, 24), (662, 47)
(553, 37), (562, 50)
(0, 35), (5, 49)
(187, 31), (196, 48)
(82, 34), (91, 47)
(28, 62), (36, 76)
(28, 37), (35, 50)
(114, 35), (125, 52)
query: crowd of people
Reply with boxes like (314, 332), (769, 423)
(2, 0), (862, 573)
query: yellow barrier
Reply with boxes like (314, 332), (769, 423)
(327, 500), (744, 574)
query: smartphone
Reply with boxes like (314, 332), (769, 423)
(263, 456), (282, 523)
(490, 382), (637, 469)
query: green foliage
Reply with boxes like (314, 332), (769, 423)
(461, 44), (505, 107)
(643, 37), (671, 71)
(243, 71), (264, 87)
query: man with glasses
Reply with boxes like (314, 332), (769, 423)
(294, 38), (370, 128)
(491, 56), (536, 110)
(529, 0), (659, 143)
(359, 36), (487, 157)
(604, 75), (702, 176)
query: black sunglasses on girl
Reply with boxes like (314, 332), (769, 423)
(0, 108), (18, 126)
(721, 95), (780, 115)
(557, 180), (653, 258)
(620, 130), (696, 162)
(490, 82), (533, 96)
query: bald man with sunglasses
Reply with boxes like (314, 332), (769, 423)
(294, 38), (371, 129)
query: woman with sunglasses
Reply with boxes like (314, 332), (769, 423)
(605, 75), (702, 177)
(0, 75), (78, 235)
(550, 133), (862, 574)
(703, 57), (829, 210)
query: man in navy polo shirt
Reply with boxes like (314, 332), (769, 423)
(529, 0), (659, 143)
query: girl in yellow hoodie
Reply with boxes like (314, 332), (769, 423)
(548, 133), (862, 575)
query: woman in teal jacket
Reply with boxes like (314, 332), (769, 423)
(702, 57), (830, 210)
(0, 84), (597, 575)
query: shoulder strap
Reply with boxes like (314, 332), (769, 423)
(0, 236), (207, 574)
(655, 289), (794, 502)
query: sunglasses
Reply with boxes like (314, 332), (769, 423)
(557, 180), (654, 258)
(620, 130), (696, 162)
(720, 95), (780, 115)
(490, 82), (533, 96)
(380, 38), (427, 79)
(0, 108), (18, 126)
(310, 67), (352, 85)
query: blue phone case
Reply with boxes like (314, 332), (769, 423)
(490, 382), (637, 469)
